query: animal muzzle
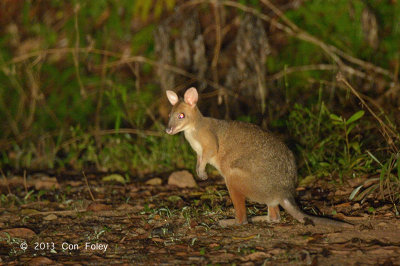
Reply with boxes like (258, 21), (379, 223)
(165, 126), (174, 135)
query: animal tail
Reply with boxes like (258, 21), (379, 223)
(280, 197), (353, 228)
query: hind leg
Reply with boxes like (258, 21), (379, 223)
(219, 182), (247, 227)
(250, 205), (281, 223)
(268, 205), (281, 222)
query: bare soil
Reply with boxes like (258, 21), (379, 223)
(0, 172), (399, 265)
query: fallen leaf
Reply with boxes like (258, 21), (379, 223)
(102, 174), (126, 184)
(299, 175), (316, 187)
(168, 170), (197, 188)
(210, 252), (236, 262)
(135, 228), (147, 235)
(117, 203), (136, 211)
(65, 181), (82, 187)
(43, 214), (57, 221)
(167, 195), (183, 202)
(232, 234), (258, 240)
(269, 248), (285, 255)
(21, 209), (41, 215)
(335, 202), (351, 208)
(28, 257), (54, 265)
(190, 220), (198, 228)
(86, 202), (112, 211)
(189, 191), (203, 197)
(146, 177), (162, 185)
(35, 177), (60, 190)
(0, 228), (36, 238)
(240, 251), (270, 261)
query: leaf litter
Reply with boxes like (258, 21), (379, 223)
(0, 171), (399, 265)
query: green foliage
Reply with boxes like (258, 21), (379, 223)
(288, 102), (373, 181)
(133, 0), (176, 21)
(287, 1), (365, 54)
(55, 126), (195, 173)
(350, 152), (400, 207)
(0, 0), (398, 191)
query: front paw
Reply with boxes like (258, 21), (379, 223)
(197, 169), (208, 180)
(219, 218), (248, 227)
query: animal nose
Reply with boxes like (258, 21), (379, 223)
(165, 127), (173, 134)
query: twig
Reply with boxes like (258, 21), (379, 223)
(211, 0), (222, 76)
(4, 1), (395, 86)
(260, 0), (299, 33)
(222, 0), (287, 32)
(211, 0), (229, 115)
(0, 127), (164, 151)
(336, 72), (399, 152)
(27, 209), (87, 216)
(101, 55), (240, 99)
(134, 63), (140, 92)
(6, 46), (391, 102)
(307, 77), (388, 114)
(25, 67), (39, 130)
(257, 0), (344, 66)
(330, 46), (395, 79)
(82, 171), (95, 201)
(94, 51), (108, 149)
(73, 4), (86, 97)
(268, 64), (375, 82)
(0, 168), (12, 195)
(7, 48), (119, 65)
(57, 128), (163, 153)
(268, 64), (338, 81)
(23, 170), (28, 194)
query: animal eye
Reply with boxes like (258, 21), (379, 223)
(178, 113), (185, 119)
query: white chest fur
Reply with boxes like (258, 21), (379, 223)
(184, 130), (202, 156)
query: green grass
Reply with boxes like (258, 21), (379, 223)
(288, 102), (374, 181)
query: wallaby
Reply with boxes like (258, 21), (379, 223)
(166, 87), (352, 228)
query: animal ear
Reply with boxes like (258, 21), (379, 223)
(166, 90), (179, 105)
(184, 87), (198, 107)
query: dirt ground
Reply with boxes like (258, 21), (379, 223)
(0, 172), (399, 265)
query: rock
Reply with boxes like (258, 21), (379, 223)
(168, 170), (197, 188)
(145, 177), (162, 186)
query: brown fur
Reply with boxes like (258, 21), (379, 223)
(166, 87), (352, 228)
